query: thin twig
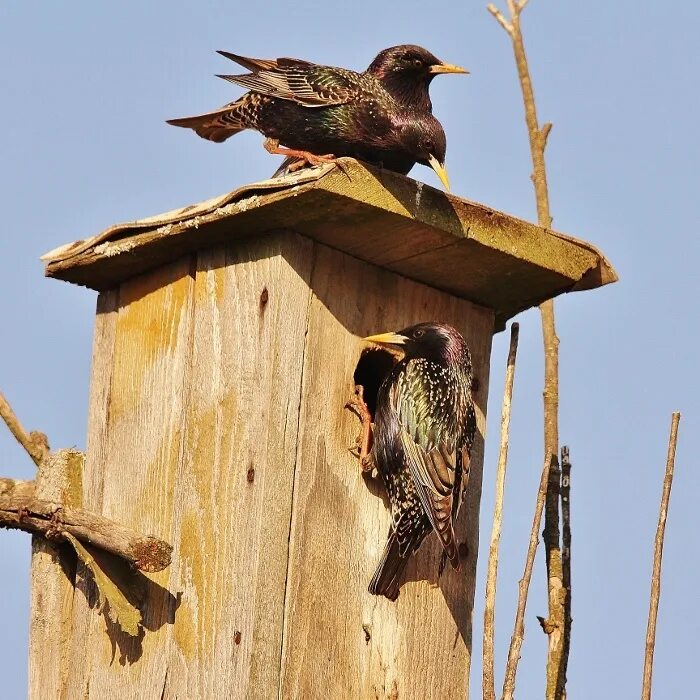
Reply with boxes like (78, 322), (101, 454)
(0, 391), (50, 467)
(0, 488), (173, 572)
(641, 412), (681, 700)
(487, 4), (514, 34)
(488, 2), (564, 696)
(483, 322), (520, 700)
(501, 456), (550, 700)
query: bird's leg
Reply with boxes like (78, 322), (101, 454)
(344, 384), (374, 472)
(264, 138), (337, 168)
(264, 138), (350, 177)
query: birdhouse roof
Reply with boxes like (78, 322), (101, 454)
(42, 158), (617, 329)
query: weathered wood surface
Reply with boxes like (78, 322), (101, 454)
(280, 245), (493, 700)
(165, 233), (313, 698)
(63, 258), (195, 698)
(28, 448), (83, 700)
(33, 233), (493, 699)
(42, 159), (617, 330)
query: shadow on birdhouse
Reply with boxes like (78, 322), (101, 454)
(36, 159), (617, 699)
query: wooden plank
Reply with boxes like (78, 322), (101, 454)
(42, 160), (617, 326)
(28, 449), (84, 700)
(62, 257), (196, 698)
(280, 243), (494, 700)
(163, 231), (314, 698)
(56, 234), (314, 698)
(29, 292), (119, 700)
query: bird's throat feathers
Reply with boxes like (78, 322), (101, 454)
(376, 71), (434, 113)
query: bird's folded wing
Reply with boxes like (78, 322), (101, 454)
(392, 362), (460, 558)
(218, 59), (355, 107)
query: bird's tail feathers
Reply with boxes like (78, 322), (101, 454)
(368, 529), (410, 601)
(166, 101), (249, 143)
(442, 533), (460, 571)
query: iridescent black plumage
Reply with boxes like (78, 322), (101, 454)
(363, 323), (476, 601)
(367, 44), (468, 113)
(166, 49), (450, 186)
(265, 45), (467, 176)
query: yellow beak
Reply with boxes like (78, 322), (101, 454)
(427, 155), (451, 191)
(429, 63), (469, 75)
(363, 332), (408, 346)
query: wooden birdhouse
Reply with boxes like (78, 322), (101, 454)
(35, 160), (616, 699)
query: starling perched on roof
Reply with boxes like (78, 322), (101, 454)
(166, 50), (451, 189)
(221, 45), (467, 113)
(359, 322), (476, 601)
(236, 45), (467, 177)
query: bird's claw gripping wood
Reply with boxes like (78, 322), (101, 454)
(264, 138), (347, 174)
(344, 384), (374, 472)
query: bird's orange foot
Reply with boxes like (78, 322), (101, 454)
(344, 384), (374, 472)
(264, 139), (349, 176)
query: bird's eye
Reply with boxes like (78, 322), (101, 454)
(413, 329), (425, 338)
(413, 58), (424, 67)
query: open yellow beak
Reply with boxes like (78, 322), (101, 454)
(427, 155), (451, 191)
(363, 332), (408, 346)
(429, 63), (469, 75)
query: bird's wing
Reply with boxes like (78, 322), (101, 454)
(217, 58), (357, 107)
(216, 50), (281, 72)
(391, 360), (463, 565)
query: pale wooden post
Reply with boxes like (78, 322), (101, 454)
(34, 160), (616, 699)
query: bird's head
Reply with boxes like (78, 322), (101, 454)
(367, 45), (468, 113)
(368, 45), (468, 81)
(364, 322), (468, 363)
(397, 116), (449, 190)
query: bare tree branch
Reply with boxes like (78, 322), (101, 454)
(642, 412), (681, 700)
(0, 391), (50, 467)
(0, 477), (36, 499)
(0, 486), (172, 572)
(487, 4), (514, 35)
(560, 446), (573, 695)
(501, 456), (550, 700)
(483, 322), (520, 700)
(488, 1), (565, 696)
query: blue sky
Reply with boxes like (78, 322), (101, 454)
(1, 1), (698, 697)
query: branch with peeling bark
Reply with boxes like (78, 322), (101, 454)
(1, 390), (173, 576)
(0, 479), (172, 572)
(560, 446), (573, 692)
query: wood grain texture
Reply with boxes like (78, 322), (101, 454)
(63, 257), (196, 699)
(164, 232), (313, 698)
(280, 243), (494, 700)
(36, 233), (494, 699)
(59, 289), (119, 700)
(28, 448), (83, 700)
